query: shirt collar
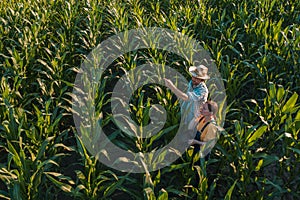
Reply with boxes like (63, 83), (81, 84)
(190, 81), (205, 89)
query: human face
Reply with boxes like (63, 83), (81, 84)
(191, 76), (202, 86)
(200, 103), (212, 116)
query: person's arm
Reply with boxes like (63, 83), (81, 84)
(188, 139), (206, 146)
(164, 78), (189, 101)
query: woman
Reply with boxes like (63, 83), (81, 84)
(189, 100), (219, 161)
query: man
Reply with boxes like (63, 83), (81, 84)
(164, 64), (210, 124)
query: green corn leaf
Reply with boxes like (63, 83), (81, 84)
(255, 159), (264, 171)
(262, 155), (279, 167)
(45, 172), (74, 193)
(157, 188), (168, 200)
(224, 180), (237, 200)
(75, 135), (92, 165)
(247, 125), (268, 147)
(296, 110), (300, 121)
(254, 154), (279, 171)
(166, 187), (189, 198)
(288, 147), (300, 155)
(37, 159), (59, 170)
(0, 190), (10, 200)
(12, 183), (22, 200)
(208, 178), (217, 199)
(265, 179), (284, 193)
(153, 170), (161, 187)
(269, 82), (276, 100)
(103, 177), (125, 197)
(45, 172), (75, 185)
(144, 187), (156, 200)
(7, 141), (22, 169)
(34, 136), (55, 163)
(8, 108), (19, 140)
(0, 167), (18, 183)
(282, 92), (298, 113)
(276, 85), (285, 102)
(75, 170), (86, 182)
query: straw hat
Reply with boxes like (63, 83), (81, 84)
(189, 65), (210, 80)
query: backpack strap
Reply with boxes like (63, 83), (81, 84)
(200, 121), (210, 133)
(198, 116), (205, 124)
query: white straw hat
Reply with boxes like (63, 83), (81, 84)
(189, 65), (210, 80)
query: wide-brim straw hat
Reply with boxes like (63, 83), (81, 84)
(189, 65), (210, 80)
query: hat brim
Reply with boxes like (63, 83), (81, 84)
(189, 66), (197, 73)
(189, 67), (210, 79)
(194, 75), (210, 80)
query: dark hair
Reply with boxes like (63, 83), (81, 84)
(206, 100), (218, 115)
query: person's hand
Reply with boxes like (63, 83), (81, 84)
(164, 78), (174, 89)
(163, 78), (188, 101)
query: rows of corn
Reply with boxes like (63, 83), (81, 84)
(0, 0), (299, 199)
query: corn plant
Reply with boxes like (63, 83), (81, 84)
(0, 0), (299, 199)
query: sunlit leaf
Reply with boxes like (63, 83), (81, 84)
(247, 125), (268, 147)
(224, 180), (237, 200)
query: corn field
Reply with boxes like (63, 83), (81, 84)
(0, 0), (299, 199)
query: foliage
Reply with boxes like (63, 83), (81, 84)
(0, 0), (299, 199)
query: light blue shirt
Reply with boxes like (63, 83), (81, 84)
(181, 81), (208, 123)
